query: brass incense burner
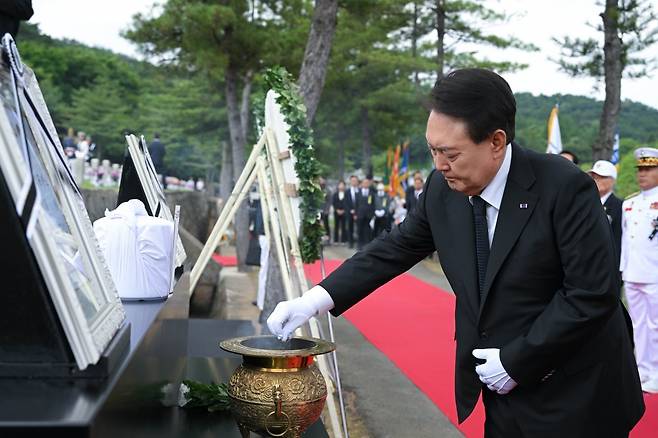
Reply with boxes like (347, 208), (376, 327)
(220, 335), (335, 438)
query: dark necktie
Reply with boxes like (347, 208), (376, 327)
(472, 196), (489, 299)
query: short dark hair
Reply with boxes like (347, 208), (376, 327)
(559, 150), (579, 165)
(154, 132), (160, 139)
(429, 68), (516, 144)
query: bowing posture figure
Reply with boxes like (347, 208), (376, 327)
(268, 69), (643, 437)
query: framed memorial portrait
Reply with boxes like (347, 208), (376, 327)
(123, 134), (187, 267)
(0, 35), (125, 370)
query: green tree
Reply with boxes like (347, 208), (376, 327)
(298, 0), (338, 123)
(63, 75), (135, 159)
(125, 0), (286, 270)
(398, 1), (537, 79)
(314, 1), (424, 174)
(19, 23), (227, 180)
(554, 0), (658, 160)
(314, 0), (538, 176)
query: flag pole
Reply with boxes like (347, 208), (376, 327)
(320, 245), (350, 438)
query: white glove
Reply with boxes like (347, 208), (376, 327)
(472, 348), (517, 395)
(267, 286), (335, 341)
(375, 209), (385, 218)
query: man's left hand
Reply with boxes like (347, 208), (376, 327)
(472, 348), (518, 395)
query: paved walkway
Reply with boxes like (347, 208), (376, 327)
(322, 245), (462, 438)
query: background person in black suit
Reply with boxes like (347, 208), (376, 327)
(404, 170), (423, 207)
(269, 68), (644, 437)
(355, 177), (375, 250)
(346, 175), (359, 248)
(587, 160), (622, 268)
(149, 133), (166, 174)
(148, 133), (167, 188)
(559, 149), (579, 164)
(332, 180), (348, 244)
(405, 173), (424, 213)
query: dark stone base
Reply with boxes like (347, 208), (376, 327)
(0, 322), (130, 379)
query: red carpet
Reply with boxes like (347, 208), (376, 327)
(212, 254), (237, 267)
(304, 259), (657, 437)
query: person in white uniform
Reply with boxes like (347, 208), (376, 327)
(620, 147), (658, 393)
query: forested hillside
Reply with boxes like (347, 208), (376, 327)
(515, 93), (658, 157)
(18, 23), (227, 181)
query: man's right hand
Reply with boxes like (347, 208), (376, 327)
(267, 286), (335, 341)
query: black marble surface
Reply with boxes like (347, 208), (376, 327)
(0, 276), (328, 437)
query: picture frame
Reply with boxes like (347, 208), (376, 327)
(0, 34), (125, 370)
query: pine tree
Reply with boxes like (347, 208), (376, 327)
(554, 0), (658, 160)
(125, 0), (310, 270)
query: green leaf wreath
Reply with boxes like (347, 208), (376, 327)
(263, 66), (324, 263)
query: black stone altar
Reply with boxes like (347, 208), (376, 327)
(0, 275), (329, 437)
(0, 166), (130, 379)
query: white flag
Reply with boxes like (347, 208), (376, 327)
(546, 104), (563, 154)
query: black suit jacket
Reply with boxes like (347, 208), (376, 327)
(148, 139), (166, 173)
(332, 191), (347, 213)
(604, 193), (623, 268)
(320, 144), (643, 436)
(346, 187), (358, 214)
(355, 188), (374, 220)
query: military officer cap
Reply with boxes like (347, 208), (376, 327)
(634, 147), (658, 168)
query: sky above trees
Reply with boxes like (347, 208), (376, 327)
(30, 0), (658, 110)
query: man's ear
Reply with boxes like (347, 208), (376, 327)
(491, 129), (507, 154)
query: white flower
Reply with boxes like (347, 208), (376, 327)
(178, 383), (190, 407)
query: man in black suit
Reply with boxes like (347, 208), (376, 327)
(268, 69), (643, 437)
(405, 173), (424, 213)
(332, 180), (348, 244)
(587, 160), (623, 268)
(559, 149), (579, 164)
(355, 177), (375, 250)
(346, 175), (359, 248)
(148, 133), (166, 174)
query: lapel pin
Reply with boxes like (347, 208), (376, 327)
(519, 203), (528, 209)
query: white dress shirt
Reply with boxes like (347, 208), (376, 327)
(468, 144), (512, 247)
(600, 191), (612, 205)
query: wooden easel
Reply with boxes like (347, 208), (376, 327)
(190, 126), (346, 438)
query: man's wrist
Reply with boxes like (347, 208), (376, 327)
(304, 285), (335, 315)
